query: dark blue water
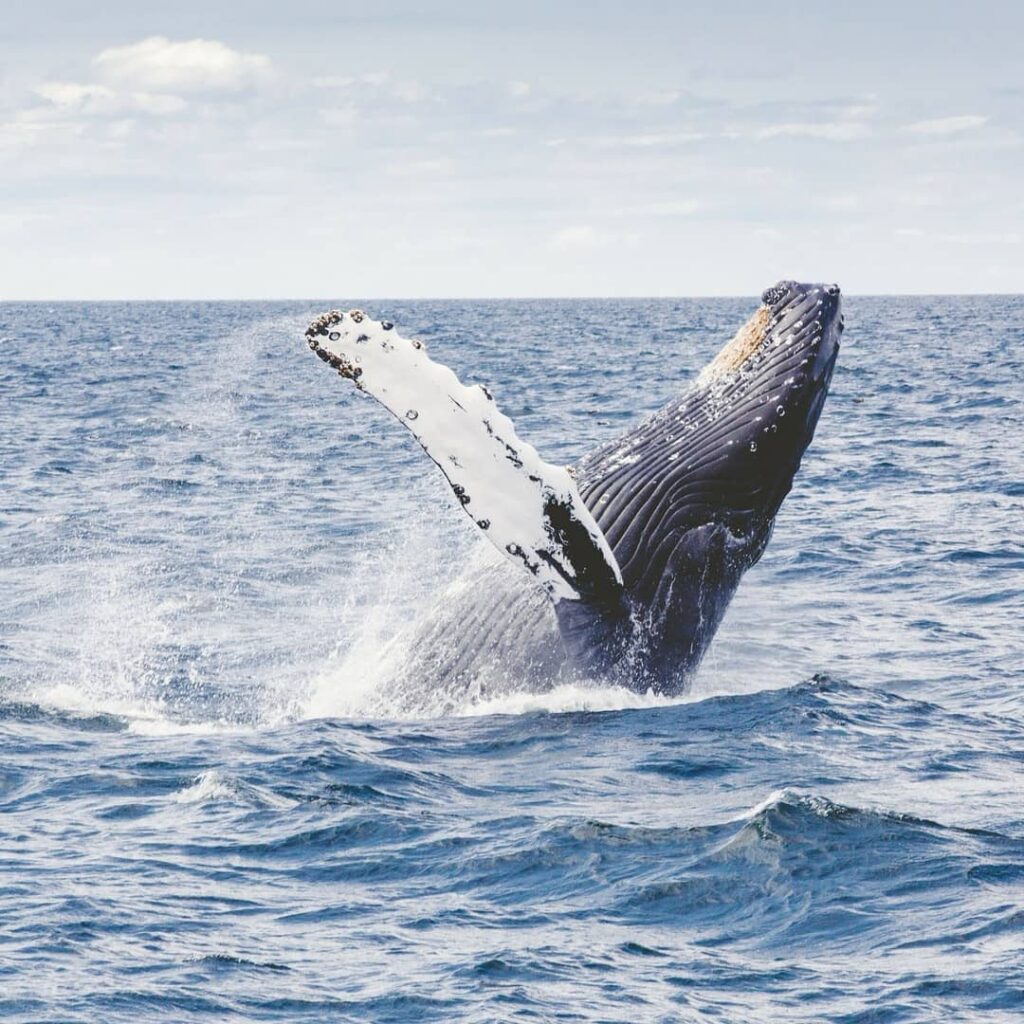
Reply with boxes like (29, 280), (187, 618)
(1, 297), (1022, 1022)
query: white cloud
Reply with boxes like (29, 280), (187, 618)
(311, 71), (430, 104)
(93, 36), (271, 93)
(610, 199), (704, 217)
(841, 104), (877, 119)
(37, 82), (114, 108)
(639, 90), (682, 106)
(384, 157), (455, 177)
(550, 225), (609, 249)
(756, 121), (870, 141)
(319, 105), (357, 128)
(907, 114), (988, 136)
(35, 81), (185, 116)
(392, 80), (429, 103)
(814, 194), (861, 212)
(507, 81), (531, 98)
(942, 231), (1019, 244)
(897, 227), (1019, 245)
(595, 131), (705, 148)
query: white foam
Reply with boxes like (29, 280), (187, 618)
(172, 769), (295, 808)
(128, 718), (245, 737)
(173, 770), (237, 804)
(456, 682), (683, 717)
(301, 517), (471, 721)
(745, 788), (799, 819)
(30, 683), (244, 735)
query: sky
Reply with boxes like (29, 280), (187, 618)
(2, 1), (1022, 298)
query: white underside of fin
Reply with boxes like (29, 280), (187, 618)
(306, 309), (622, 603)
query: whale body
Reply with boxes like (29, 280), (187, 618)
(305, 281), (843, 711)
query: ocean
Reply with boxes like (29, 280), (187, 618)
(1, 296), (1022, 1022)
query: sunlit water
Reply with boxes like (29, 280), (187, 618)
(1, 297), (1022, 1022)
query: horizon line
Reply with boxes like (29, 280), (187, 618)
(3, 291), (1022, 303)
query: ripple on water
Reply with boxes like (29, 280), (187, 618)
(0, 297), (1022, 1022)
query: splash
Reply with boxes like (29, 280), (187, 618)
(301, 518), (464, 721)
(455, 682), (683, 718)
(6, 307), (791, 731)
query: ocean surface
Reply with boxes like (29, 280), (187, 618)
(1, 295), (1022, 1022)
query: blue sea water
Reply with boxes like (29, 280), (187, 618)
(0, 295), (1022, 1022)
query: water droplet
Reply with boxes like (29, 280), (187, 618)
(749, 441), (758, 452)
(406, 409), (418, 420)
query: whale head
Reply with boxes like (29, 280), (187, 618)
(675, 279), (844, 535)
(578, 280), (843, 688)
(693, 278), (843, 498)
(700, 280), (843, 422)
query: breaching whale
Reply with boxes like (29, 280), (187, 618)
(305, 281), (843, 709)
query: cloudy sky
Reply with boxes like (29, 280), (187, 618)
(3, 1), (1022, 298)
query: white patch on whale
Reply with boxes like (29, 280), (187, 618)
(307, 309), (621, 603)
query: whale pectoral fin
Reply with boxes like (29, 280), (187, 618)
(305, 309), (626, 613)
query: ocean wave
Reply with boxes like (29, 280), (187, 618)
(183, 953), (290, 973)
(4, 297), (1023, 1022)
(615, 787), (1023, 951)
(0, 695), (126, 734)
(171, 769), (295, 809)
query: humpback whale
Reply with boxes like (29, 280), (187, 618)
(305, 281), (843, 709)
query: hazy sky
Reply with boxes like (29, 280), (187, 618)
(3, 1), (1022, 298)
